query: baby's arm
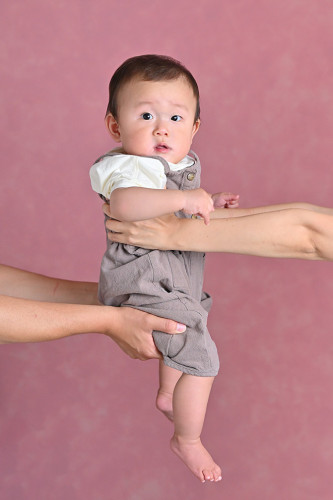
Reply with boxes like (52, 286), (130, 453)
(110, 186), (214, 225)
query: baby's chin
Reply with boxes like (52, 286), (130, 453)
(153, 149), (182, 164)
(128, 149), (181, 164)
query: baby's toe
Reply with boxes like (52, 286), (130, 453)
(202, 469), (213, 482)
(213, 465), (222, 481)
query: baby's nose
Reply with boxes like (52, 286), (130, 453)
(154, 120), (169, 136)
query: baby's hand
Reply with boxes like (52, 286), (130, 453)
(212, 192), (239, 209)
(182, 188), (214, 225)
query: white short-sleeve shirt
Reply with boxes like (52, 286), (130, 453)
(90, 153), (194, 200)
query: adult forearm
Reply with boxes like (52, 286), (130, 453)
(0, 295), (108, 343)
(0, 294), (185, 360)
(210, 203), (333, 219)
(0, 265), (99, 305)
(171, 209), (331, 260)
(107, 209), (333, 260)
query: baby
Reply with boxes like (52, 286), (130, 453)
(90, 54), (238, 482)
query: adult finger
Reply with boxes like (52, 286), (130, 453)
(149, 315), (186, 335)
(102, 203), (110, 216)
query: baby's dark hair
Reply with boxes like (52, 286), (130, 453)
(106, 54), (200, 122)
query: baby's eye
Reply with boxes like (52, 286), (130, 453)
(141, 113), (153, 120)
(171, 115), (182, 122)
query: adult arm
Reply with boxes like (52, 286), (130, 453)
(209, 202), (333, 219)
(0, 295), (185, 359)
(0, 265), (185, 359)
(0, 264), (100, 304)
(105, 208), (333, 261)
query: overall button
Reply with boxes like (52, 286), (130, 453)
(187, 172), (195, 181)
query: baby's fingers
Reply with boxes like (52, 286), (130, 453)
(211, 193), (227, 208)
(226, 199), (240, 208)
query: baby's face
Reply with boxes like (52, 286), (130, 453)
(107, 77), (200, 164)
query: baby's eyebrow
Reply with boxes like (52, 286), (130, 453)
(135, 101), (154, 107)
(169, 102), (189, 111)
(135, 101), (189, 111)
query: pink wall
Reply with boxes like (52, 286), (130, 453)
(1, 1), (333, 499)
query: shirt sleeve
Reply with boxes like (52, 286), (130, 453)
(89, 155), (166, 199)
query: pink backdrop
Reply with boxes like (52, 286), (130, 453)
(1, 1), (333, 499)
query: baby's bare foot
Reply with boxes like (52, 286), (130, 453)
(170, 435), (222, 483)
(156, 390), (174, 421)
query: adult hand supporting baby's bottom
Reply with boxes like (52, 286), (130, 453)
(110, 307), (186, 360)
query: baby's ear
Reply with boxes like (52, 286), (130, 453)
(192, 119), (200, 138)
(105, 114), (121, 142)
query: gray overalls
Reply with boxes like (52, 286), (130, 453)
(97, 151), (219, 377)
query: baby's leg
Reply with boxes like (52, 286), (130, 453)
(170, 374), (222, 483)
(156, 361), (182, 421)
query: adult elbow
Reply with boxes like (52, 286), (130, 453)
(291, 211), (327, 261)
(301, 226), (325, 261)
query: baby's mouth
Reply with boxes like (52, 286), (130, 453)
(155, 143), (170, 153)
